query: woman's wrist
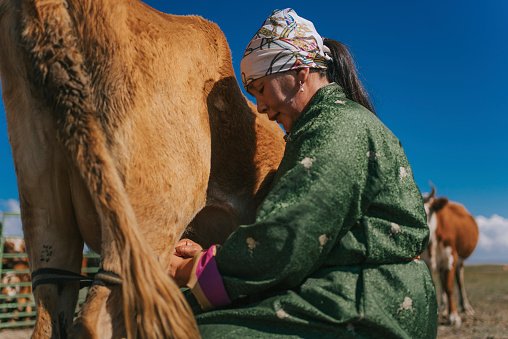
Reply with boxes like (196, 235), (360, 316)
(174, 257), (195, 287)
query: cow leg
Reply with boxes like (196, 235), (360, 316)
(438, 267), (449, 317)
(30, 260), (83, 338)
(455, 258), (474, 315)
(68, 285), (110, 339)
(439, 266), (463, 326)
(70, 284), (126, 339)
(444, 252), (461, 327)
(21, 196), (84, 338)
(437, 243), (450, 318)
(437, 245), (462, 326)
(32, 284), (78, 338)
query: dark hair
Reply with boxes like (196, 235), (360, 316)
(316, 39), (376, 115)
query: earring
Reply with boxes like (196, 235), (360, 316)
(299, 81), (304, 92)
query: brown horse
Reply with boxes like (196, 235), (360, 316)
(0, 0), (285, 337)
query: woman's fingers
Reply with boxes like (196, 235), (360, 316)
(176, 239), (195, 247)
(175, 239), (203, 258)
(175, 245), (201, 257)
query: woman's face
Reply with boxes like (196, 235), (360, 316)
(247, 72), (302, 132)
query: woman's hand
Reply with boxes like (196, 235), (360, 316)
(169, 239), (203, 287)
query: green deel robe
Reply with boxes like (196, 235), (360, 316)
(186, 83), (438, 338)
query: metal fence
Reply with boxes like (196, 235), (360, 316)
(0, 212), (100, 329)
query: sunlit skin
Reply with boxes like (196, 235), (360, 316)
(247, 68), (331, 132)
(169, 239), (202, 287)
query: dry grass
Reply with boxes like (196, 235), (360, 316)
(435, 264), (508, 339)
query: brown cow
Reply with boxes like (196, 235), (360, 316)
(2, 238), (28, 268)
(422, 184), (479, 327)
(1, 239), (33, 323)
(0, 0), (285, 337)
(0, 261), (33, 323)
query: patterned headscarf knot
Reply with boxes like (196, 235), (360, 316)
(241, 8), (332, 90)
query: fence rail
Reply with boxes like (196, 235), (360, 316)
(0, 212), (100, 329)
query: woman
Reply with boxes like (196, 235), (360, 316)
(170, 8), (438, 338)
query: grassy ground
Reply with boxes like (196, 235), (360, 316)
(435, 264), (508, 339)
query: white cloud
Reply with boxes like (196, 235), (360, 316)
(1, 199), (22, 236)
(1, 214), (22, 236)
(468, 214), (508, 264)
(0, 198), (20, 213)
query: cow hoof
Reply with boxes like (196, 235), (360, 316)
(464, 304), (475, 316)
(449, 312), (462, 327)
(439, 305), (449, 317)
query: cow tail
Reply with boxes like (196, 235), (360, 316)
(20, 1), (199, 338)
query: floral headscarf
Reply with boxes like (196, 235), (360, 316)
(241, 8), (332, 90)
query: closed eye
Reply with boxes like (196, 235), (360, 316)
(248, 81), (264, 96)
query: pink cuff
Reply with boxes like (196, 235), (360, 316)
(187, 245), (231, 310)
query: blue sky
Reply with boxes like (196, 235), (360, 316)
(1, 1), (507, 262)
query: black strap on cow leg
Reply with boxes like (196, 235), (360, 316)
(30, 251), (159, 290)
(31, 267), (124, 291)
(92, 269), (123, 287)
(31, 268), (95, 290)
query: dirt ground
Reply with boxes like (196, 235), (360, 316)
(434, 264), (508, 339)
(1, 265), (507, 338)
(0, 328), (31, 339)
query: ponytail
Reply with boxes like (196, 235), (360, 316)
(322, 39), (376, 115)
